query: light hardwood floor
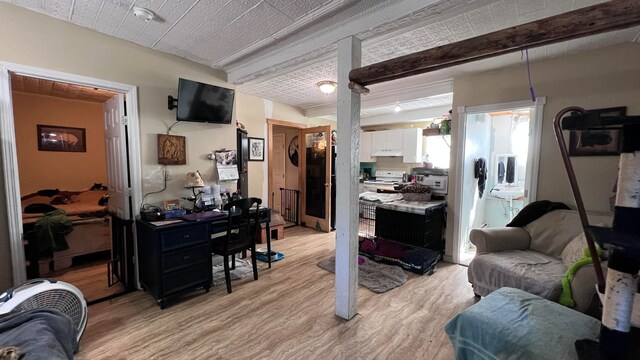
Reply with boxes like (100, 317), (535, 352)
(48, 256), (125, 303)
(77, 226), (474, 360)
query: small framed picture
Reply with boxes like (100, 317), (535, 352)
(249, 137), (265, 161)
(37, 125), (86, 152)
(162, 199), (180, 211)
(158, 134), (186, 165)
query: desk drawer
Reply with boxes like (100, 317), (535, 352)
(162, 244), (209, 273)
(162, 263), (210, 296)
(160, 225), (208, 251)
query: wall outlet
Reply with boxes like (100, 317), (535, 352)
(164, 168), (171, 180)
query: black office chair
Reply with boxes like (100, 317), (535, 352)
(213, 197), (261, 294)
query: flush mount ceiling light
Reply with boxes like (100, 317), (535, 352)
(317, 81), (337, 94)
(132, 6), (156, 22)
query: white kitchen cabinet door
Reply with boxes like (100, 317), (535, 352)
(402, 128), (423, 163)
(371, 131), (388, 152)
(359, 131), (376, 163)
(386, 130), (403, 151)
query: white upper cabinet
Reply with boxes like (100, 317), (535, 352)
(402, 128), (423, 163)
(371, 130), (403, 156)
(359, 131), (376, 163)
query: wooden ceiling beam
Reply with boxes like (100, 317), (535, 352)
(349, 0), (640, 91)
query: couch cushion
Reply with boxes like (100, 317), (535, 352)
(525, 210), (612, 258)
(561, 232), (588, 268)
(468, 250), (566, 300)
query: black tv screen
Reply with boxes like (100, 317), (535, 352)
(177, 78), (234, 124)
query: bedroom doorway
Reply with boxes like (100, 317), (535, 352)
(0, 62), (142, 303)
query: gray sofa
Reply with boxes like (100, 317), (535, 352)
(467, 209), (612, 313)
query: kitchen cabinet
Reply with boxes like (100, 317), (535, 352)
(402, 128), (423, 163)
(359, 131), (376, 163)
(371, 130), (403, 156)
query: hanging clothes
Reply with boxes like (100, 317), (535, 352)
(474, 158), (487, 198)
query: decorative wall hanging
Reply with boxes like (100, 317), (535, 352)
(249, 137), (265, 161)
(37, 125), (86, 152)
(158, 134), (186, 165)
(288, 135), (299, 167)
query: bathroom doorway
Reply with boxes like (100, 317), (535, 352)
(453, 98), (545, 265)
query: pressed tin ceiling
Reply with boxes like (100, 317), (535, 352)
(5, 0), (640, 117)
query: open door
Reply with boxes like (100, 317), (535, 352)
(103, 94), (132, 288)
(299, 126), (332, 232)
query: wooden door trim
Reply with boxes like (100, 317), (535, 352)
(267, 119), (305, 210)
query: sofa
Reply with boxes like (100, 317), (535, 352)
(467, 209), (612, 313)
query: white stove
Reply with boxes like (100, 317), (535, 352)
(363, 170), (405, 191)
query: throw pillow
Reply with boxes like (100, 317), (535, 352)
(562, 232), (588, 268)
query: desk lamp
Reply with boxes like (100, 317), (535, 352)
(184, 170), (205, 211)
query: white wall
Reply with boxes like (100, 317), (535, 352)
(446, 43), (640, 258)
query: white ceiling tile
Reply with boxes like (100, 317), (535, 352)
(92, 0), (135, 36)
(44, 0), (73, 20)
(445, 14), (475, 41)
(278, 3), (306, 20)
(114, 0), (165, 42)
(574, 0), (608, 9)
(68, 0), (103, 28)
(294, 0), (321, 13)
(466, 5), (496, 35)
(515, 0), (545, 15)
(490, 0), (518, 29)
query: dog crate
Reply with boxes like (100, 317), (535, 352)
(359, 201), (376, 239)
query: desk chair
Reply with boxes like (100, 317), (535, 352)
(213, 198), (261, 294)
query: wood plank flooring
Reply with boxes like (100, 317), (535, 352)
(77, 226), (475, 360)
(46, 255), (125, 303)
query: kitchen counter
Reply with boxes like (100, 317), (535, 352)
(377, 200), (446, 216)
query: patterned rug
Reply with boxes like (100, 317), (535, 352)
(317, 256), (407, 293)
(211, 258), (257, 286)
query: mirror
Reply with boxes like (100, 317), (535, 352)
(496, 154), (517, 185)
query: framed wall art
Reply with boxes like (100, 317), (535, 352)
(37, 125), (86, 152)
(249, 137), (265, 161)
(158, 134), (186, 165)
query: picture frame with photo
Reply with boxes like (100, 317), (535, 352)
(249, 137), (265, 161)
(37, 125), (86, 152)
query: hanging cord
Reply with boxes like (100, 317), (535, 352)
(140, 166), (168, 210)
(140, 121), (180, 210)
(525, 48), (536, 102)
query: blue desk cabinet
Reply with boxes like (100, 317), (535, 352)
(136, 220), (212, 309)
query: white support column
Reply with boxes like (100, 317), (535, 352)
(335, 36), (361, 320)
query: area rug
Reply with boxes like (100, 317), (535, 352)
(316, 256), (407, 293)
(211, 258), (257, 286)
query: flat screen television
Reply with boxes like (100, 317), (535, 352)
(176, 78), (234, 124)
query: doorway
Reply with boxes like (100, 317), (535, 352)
(0, 62), (142, 302)
(453, 98), (545, 265)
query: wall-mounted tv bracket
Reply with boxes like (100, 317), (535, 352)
(167, 96), (178, 110)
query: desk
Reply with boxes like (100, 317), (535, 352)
(136, 207), (273, 308)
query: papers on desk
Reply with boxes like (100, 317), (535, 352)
(149, 219), (183, 226)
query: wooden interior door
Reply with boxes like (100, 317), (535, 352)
(271, 133), (286, 212)
(299, 126), (332, 232)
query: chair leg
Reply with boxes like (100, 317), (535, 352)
(223, 255), (232, 294)
(251, 245), (258, 281)
(231, 255), (236, 270)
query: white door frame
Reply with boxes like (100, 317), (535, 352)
(0, 61), (143, 286)
(452, 97), (545, 264)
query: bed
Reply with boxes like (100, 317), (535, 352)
(21, 190), (111, 274)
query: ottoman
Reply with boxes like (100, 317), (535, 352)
(444, 287), (600, 360)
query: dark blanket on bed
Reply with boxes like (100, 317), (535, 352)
(0, 309), (77, 360)
(23, 210), (73, 253)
